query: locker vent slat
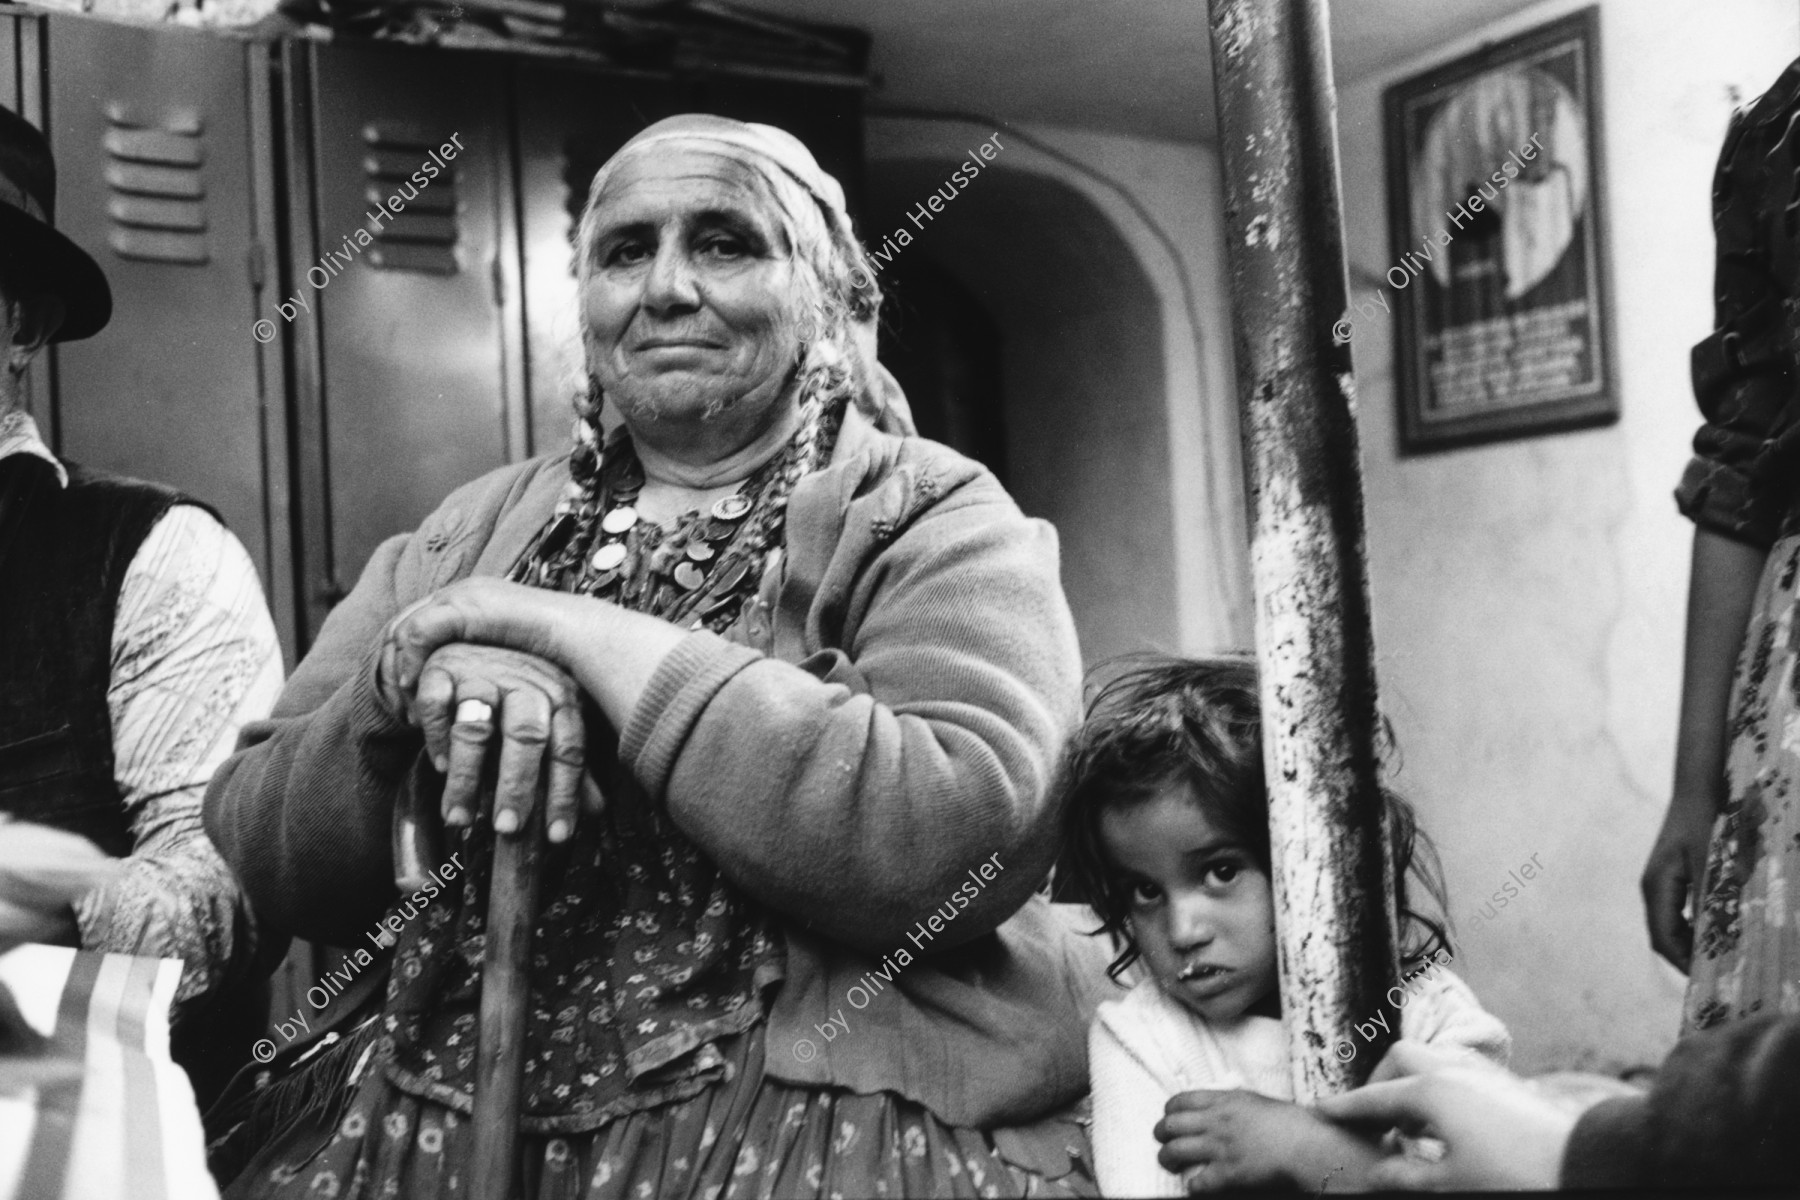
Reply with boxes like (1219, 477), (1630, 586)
(362, 124), (459, 275)
(102, 109), (208, 264)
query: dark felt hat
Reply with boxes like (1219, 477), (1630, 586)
(0, 104), (111, 342)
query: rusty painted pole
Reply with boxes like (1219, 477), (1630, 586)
(1205, 0), (1399, 1100)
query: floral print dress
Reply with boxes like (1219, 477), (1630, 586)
(1678, 59), (1800, 1031)
(236, 1021), (1090, 1200)
(1686, 533), (1800, 1030)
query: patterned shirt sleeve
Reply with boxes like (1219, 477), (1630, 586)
(1677, 73), (1800, 549)
(72, 504), (285, 1017)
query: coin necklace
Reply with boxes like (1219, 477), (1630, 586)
(511, 393), (846, 633)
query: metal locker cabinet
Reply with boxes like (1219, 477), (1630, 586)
(512, 64), (687, 456)
(287, 40), (523, 641)
(0, 19), (23, 121)
(39, 15), (297, 656)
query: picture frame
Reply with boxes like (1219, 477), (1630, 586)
(1382, 6), (1616, 454)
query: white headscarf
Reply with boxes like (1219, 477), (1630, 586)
(579, 114), (914, 435)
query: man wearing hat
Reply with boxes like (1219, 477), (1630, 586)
(0, 103), (283, 1103)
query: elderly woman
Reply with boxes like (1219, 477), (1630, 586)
(204, 115), (1112, 1197)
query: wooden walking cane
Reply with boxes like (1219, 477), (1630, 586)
(396, 777), (544, 1198)
(471, 789), (545, 1199)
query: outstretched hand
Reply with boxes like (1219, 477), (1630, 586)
(0, 819), (122, 952)
(1314, 1041), (1576, 1191)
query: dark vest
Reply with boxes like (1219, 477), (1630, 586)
(0, 454), (267, 1114)
(0, 454), (211, 852)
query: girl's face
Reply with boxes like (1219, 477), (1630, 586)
(1100, 782), (1279, 1024)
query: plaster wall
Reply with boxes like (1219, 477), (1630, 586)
(866, 118), (1253, 663)
(1337, 0), (1800, 1071)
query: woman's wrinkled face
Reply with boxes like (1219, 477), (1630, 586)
(581, 147), (807, 428)
(1100, 782), (1279, 1024)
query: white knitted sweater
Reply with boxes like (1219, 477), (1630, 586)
(1088, 964), (1511, 1197)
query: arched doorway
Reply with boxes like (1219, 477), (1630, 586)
(866, 157), (1180, 662)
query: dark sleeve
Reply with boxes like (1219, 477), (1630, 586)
(1561, 1013), (1800, 1189)
(1677, 73), (1800, 549)
(203, 533), (420, 946)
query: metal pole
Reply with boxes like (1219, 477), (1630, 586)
(1205, 0), (1399, 1100)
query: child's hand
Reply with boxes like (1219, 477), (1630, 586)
(1155, 1089), (1383, 1192)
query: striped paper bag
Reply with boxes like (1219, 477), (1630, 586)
(0, 945), (218, 1200)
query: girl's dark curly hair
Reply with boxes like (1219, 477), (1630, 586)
(1059, 655), (1451, 982)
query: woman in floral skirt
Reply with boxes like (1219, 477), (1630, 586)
(1644, 57), (1800, 1030)
(204, 114), (1115, 1198)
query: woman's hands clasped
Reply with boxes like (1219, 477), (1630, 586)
(374, 580), (594, 845)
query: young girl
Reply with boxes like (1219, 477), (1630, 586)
(1063, 657), (1510, 1196)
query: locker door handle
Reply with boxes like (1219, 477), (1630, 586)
(314, 577), (349, 607)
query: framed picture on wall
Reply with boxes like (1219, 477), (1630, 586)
(1382, 6), (1616, 453)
